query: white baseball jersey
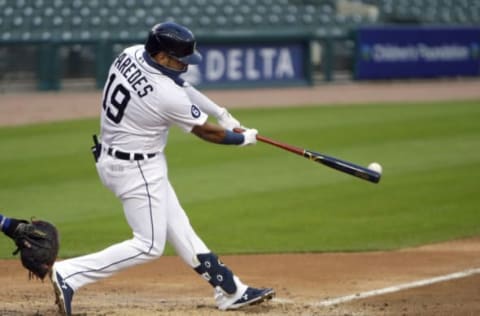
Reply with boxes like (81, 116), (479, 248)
(100, 44), (208, 153)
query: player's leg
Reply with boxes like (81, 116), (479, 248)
(164, 181), (275, 309)
(54, 157), (169, 290)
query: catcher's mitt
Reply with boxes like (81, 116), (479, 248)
(12, 220), (59, 279)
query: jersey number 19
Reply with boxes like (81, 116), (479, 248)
(102, 73), (130, 124)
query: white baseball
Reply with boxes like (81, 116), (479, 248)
(368, 162), (383, 174)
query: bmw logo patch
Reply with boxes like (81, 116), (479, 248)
(191, 104), (201, 118)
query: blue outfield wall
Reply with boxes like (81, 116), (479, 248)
(182, 42), (309, 88)
(354, 26), (480, 80)
(11, 34), (313, 91)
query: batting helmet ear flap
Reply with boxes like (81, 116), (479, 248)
(145, 22), (202, 65)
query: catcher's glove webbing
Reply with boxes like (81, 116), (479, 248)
(12, 220), (59, 279)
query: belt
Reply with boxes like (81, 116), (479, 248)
(106, 148), (156, 161)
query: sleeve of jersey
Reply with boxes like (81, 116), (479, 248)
(183, 83), (224, 118)
(162, 95), (208, 132)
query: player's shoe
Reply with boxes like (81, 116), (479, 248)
(215, 286), (275, 310)
(50, 267), (74, 316)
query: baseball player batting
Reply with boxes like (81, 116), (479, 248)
(49, 22), (274, 315)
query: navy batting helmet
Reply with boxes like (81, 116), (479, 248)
(145, 22), (202, 64)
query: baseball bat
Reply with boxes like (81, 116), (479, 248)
(235, 129), (381, 183)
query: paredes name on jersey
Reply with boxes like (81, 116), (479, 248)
(114, 53), (154, 98)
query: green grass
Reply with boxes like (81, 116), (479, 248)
(1, 100), (479, 258)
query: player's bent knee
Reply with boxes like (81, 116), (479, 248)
(194, 253), (237, 294)
(132, 236), (165, 258)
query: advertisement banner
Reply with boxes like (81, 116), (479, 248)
(182, 43), (308, 87)
(355, 26), (480, 79)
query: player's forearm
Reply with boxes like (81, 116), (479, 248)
(184, 84), (242, 131)
(191, 122), (244, 145)
(191, 122), (258, 147)
(0, 214), (25, 238)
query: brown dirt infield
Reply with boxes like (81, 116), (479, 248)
(1, 238), (480, 315)
(0, 80), (479, 315)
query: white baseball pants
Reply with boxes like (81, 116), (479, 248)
(54, 152), (211, 291)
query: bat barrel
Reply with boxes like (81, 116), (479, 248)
(304, 150), (381, 183)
